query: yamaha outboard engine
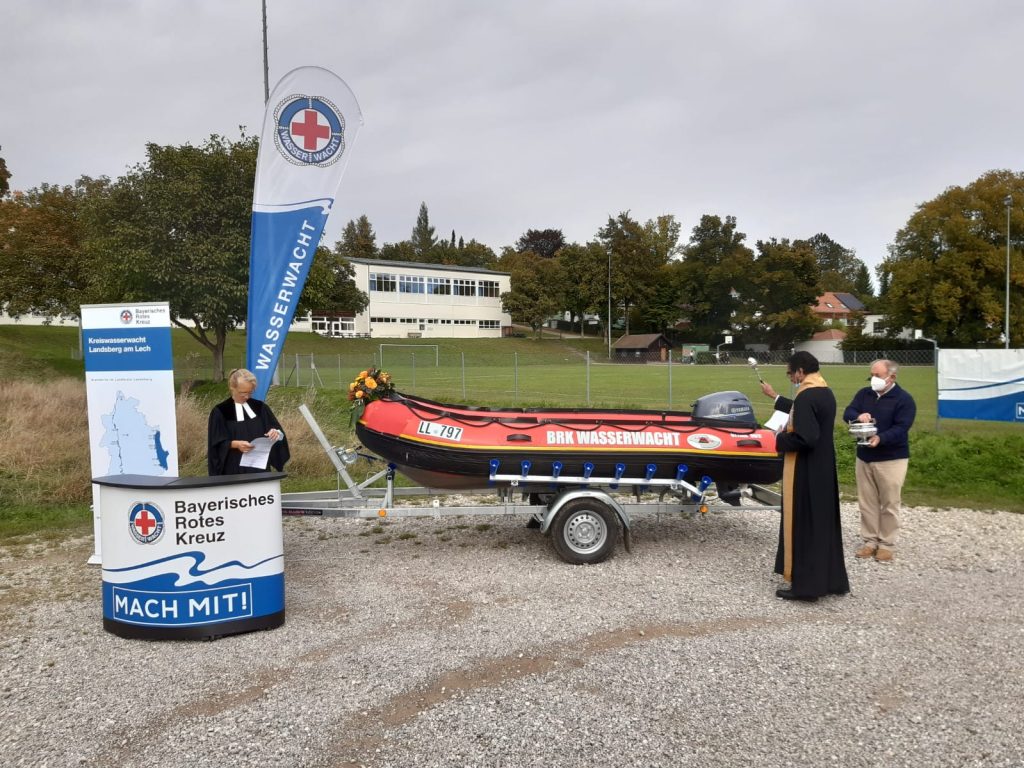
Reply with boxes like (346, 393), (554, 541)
(690, 390), (758, 428)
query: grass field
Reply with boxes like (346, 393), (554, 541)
(1, 325), (1022, 540)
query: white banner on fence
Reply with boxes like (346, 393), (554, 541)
(937, 349), (1024, 422)
(81, 302), (178, 562)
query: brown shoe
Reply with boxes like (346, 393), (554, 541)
(855, 544), (877, 559)
(874, 548), (894, 563)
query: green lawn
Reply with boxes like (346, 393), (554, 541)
(2, 325), (1022, 535)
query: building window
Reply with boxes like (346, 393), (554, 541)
(427, 277), (451, 295)
(479, 280), (499, 298)
(453, 279), (476, 296)
(399, 275), (425, 293)
(370, 316), (396, 323)
(370, 273), (397, 292)
(478, 320), (500, 330)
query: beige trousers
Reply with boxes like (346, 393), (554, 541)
(855, 458), (909, 551)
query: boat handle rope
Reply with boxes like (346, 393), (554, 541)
(395, 398), (761, 436)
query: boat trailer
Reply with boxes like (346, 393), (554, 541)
(281, 405), (782, 565)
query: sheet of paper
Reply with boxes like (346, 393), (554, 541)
(239, 436), (274, 469)
(764, 410), (790, 432)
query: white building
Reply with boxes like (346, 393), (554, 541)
(311, 258), (512, 339)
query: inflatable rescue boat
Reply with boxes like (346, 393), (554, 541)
(356, 391), (782, 493)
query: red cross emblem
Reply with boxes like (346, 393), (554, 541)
(134, 510), (156, 536)
(128, 502), (164, 544)
(290, 109), (332, 151)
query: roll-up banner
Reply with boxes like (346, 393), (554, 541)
(937, 349), (1024, 422)
(247, 66), (364, 400)
(81, 302), (178, 563)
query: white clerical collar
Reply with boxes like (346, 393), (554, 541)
(235, 402), (257, 421)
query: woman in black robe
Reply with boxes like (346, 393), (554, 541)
(761, 352), (849, 601)
(208, 368), (290, 475)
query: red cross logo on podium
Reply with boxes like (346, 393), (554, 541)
(128, 502), (164, 544)
(134, 510), (156, 536)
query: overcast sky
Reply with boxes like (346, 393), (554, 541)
(3, 1), (1023, 285)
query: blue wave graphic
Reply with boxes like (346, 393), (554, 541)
(103, 549), (283, 577)
(941, 375), (1024, 393)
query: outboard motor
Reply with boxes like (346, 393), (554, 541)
(690, 390), (758, 428)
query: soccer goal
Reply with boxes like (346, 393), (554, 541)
(379, 344), (439, 368)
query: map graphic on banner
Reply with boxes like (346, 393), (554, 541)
(81, 302), (179, 564)
(246, 66), (363, 400)
(98, 391), (172, 474)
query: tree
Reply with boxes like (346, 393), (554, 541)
(410, 202), (436, 258)
(597, 212), (672, 335)
(556, 242), (605, 335)
(636, 260), (688, 334)
(333, 214), (378, 261)
(303, 246), (369, 316)
(86, 133), (259, 379)
(379, 240), (417, 262)
(675, 214), (756, 343)
(440, 238), (495, 268)
(853, 263), (874, 301)
(882, 169), (1024, 346)
(745, 238), (822, 348)
(798, 233), (865, 293)
(876, 263), (891, 297)
(0, 148), (10, 198)
(0, 177), (107, 319)
(515, 228), (565, 259)
(500, 252), (562, 337)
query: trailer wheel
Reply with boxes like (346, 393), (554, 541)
(550, 498), (618, 564)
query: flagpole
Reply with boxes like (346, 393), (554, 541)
(262, 0), (281, 388)
(262, 0), (270, 104)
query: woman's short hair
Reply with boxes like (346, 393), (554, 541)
(228, 368), (258, 388)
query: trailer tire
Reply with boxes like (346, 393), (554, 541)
(550, 498), (619, 564)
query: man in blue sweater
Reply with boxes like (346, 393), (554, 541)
(843, 359), (917, 563)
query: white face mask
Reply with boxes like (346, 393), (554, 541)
(870, 375), (889, 392)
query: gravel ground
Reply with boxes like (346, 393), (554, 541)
(1, 500), (1023, 768)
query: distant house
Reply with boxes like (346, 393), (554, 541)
(862, 313), (914, 339)
(812, 291), (866, 325)
(795, 329), (847, 364)
(612, 333), (673, 363)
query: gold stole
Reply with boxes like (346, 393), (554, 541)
(780, 372), (829, 581)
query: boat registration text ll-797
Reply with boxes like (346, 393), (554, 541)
(416, 421), (464, 441)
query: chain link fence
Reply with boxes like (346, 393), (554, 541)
(171, 347), (938, 410)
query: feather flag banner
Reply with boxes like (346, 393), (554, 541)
(246, 66), (363, 398)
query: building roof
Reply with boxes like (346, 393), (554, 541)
(612, 333), (670, 349)
(814, 291), (865, 314)
(347, 257), (509, 276)
(811, 329), (847, 341)
(832, 292), (866, 311)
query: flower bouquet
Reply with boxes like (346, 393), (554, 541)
(348, 367), (395, 424)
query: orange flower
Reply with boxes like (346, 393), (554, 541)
(354, 390), (365, 398)
(365, 377), (378, 390)
(358, 370), (368, 379)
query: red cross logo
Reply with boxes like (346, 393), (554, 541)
(290, 109), (331, 150)
(134, 510), (156, 536)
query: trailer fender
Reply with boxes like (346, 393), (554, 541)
(540, 488), (630, 536)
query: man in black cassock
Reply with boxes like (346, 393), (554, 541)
(208, 369), (290, 476)
(760, 351), (849, 601)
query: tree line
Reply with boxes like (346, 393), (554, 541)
(1, 133), (1021, 379)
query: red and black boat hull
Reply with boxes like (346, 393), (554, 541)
(355, 393), (783, 491)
